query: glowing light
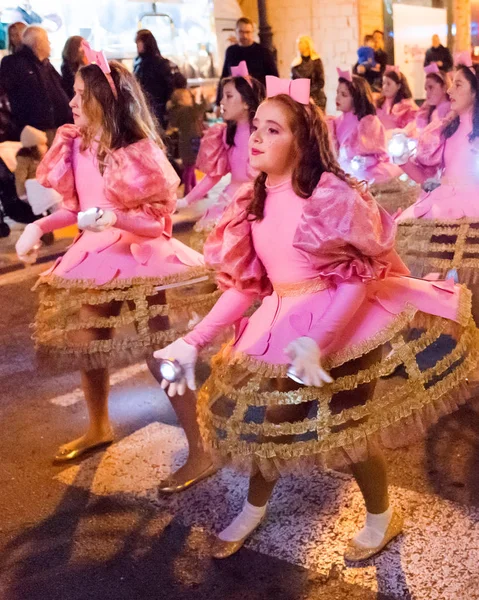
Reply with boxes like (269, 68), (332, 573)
(351, 156), (366, 172)
(388, 134), (408, 158)
(159, 360), (184, 383)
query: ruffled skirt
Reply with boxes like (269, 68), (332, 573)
(32, 229), (219, 370)
(197, 283), (479, 480)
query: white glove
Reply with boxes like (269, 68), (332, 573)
(176, 198), (189, 210)
(153, 338), (198, 397)
(285, 336), (333, 387)
(388, 133), (410, 165)
(78, 208), (117, 232)
(15, 222), (43, 264)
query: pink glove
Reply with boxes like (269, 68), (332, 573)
(153, 338), (198, 397)
(15, 223), (43, 263)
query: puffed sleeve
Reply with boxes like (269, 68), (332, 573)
(36, 124), (80, 211)
(104, 139), (179, 220)
(354, 115), (389, 159)
(392, 99), (419, 129)
(293, 172), (410, 282)
(413, 117), (446, 169)
(204, 183), (273, 297)
(195, 122), (230, 177)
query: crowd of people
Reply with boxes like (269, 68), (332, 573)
(3, 15), (479, 568)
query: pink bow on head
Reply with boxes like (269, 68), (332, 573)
(81, 40), (117, 98)
(424, 63), (440, 75)
(265, 76), (310, 105)
(454, 50), (473, 68)
(231, 61), (249, 78)
(385, 65), (400, 75)
(336, 67), (352, 82)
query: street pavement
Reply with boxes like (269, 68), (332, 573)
(1, 205), (479, 600)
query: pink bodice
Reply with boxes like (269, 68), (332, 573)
(72, 139), (117, 212)
(442, 112), (477, 185)
(228, 121), (251, 185)
(251, 180), (315, 283)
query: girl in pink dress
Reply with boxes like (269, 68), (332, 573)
(154, 78), (479, 561)
(395, 61), (479, 320)
(15, 58), (217, 478)
(415, 65), (451, 132)
(376, 67), (418, 132)
(177, 65), (265, 251)
(329, 70), (416, 213)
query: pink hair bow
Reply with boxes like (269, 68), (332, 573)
(454, 50), (473, 68)
(265, 76), (310, 105)
(231, 61), (249, 78)
(424, 63), (440, 75)
(385, 65), (400, 75)
(336, 67), (352, 82)
(81, 40), (117, 99)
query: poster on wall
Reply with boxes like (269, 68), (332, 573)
(392, 4), (448, 100)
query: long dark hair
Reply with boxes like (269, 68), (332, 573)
(78, 61), (163, 171)
(220, 75), (265, 146)
(338, 75), (376, 120)
(443, 65), (479, 141)
(248, 95), (362, 220)
(61, 36), (85, 74)
(135, 29), (162, 57)
(425, 70), (450, 124)
(377, 70), (413, 109)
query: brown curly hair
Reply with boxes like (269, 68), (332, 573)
(248, 95), (363, 220)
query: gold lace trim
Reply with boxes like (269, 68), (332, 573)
(272, 279), (331, 297)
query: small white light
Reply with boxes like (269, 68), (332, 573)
(388, 135), (407, 158)
(159, 359), (184, 383)
(286, 366), (306, 385)
(351, 156), (366, 172)
(407, 139), (417, 152)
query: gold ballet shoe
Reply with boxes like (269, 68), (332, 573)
(53, 439), (113, 464)
(211, 515), (266, 559)
(157, 463), (218, 494)
(344, 510), (404, 562)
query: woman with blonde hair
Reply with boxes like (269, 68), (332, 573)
(291, 35), (326, 110)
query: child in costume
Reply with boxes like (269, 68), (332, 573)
(415, 64), (451, 132)
(177, 61), (265, 251)
(154, 76), (479, 561)
(329, 69), (416, 213)
(395, 56), (479, 322)
(15, 43), (217, 482)
(376, 66), (418, 132)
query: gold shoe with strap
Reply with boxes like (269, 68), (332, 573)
(53, 439), (113, 464)
(344, 510), (404, 562)
(157, 463), (218, 494)
(211, 515), (266, 559)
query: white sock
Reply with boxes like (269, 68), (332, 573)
(218, 500), (267, 542)
(353, 506), (393, 548)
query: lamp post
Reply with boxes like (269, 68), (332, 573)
(257, 0), (276, 60)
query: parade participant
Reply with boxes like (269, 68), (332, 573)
(154, 76), (478, 561)
(177, 62), (264, 250)
(15, 43), (217, 483)
(376, 66), (418, 132)
(395, 56), (479, 320)
(415, 64), (451, 131)
(329, 69), (416, 213)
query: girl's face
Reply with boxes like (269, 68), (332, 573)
(382, 75), (400, 99)
(336, 82), (353, 113)
(448, 70), (476, 114)
(249, 101), (295, 180)
(221, 82), (249, 122)
(425, 77), (448, 106)
(136, 40), (145, 54)
(70, 74), (89, 127)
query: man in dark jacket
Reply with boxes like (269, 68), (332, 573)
(424, 34), (453, 73)
(0, 26), (72, 143)
(216, 17), (278, 105)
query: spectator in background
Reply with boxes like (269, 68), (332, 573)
(134, 29), (174, 129)
(291, 35), (326, 110)
(373, 30), (388, 83)
(357, 35), (376, 71)
(7, 22), (27, 54)
(167, 88), (207, 195)
(0, 26), (72, 143)
(14, 125), (48, 200)
(424, 34), (453, 72)
(61, 36), (86, 100)
(216, 17), (277, 105)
